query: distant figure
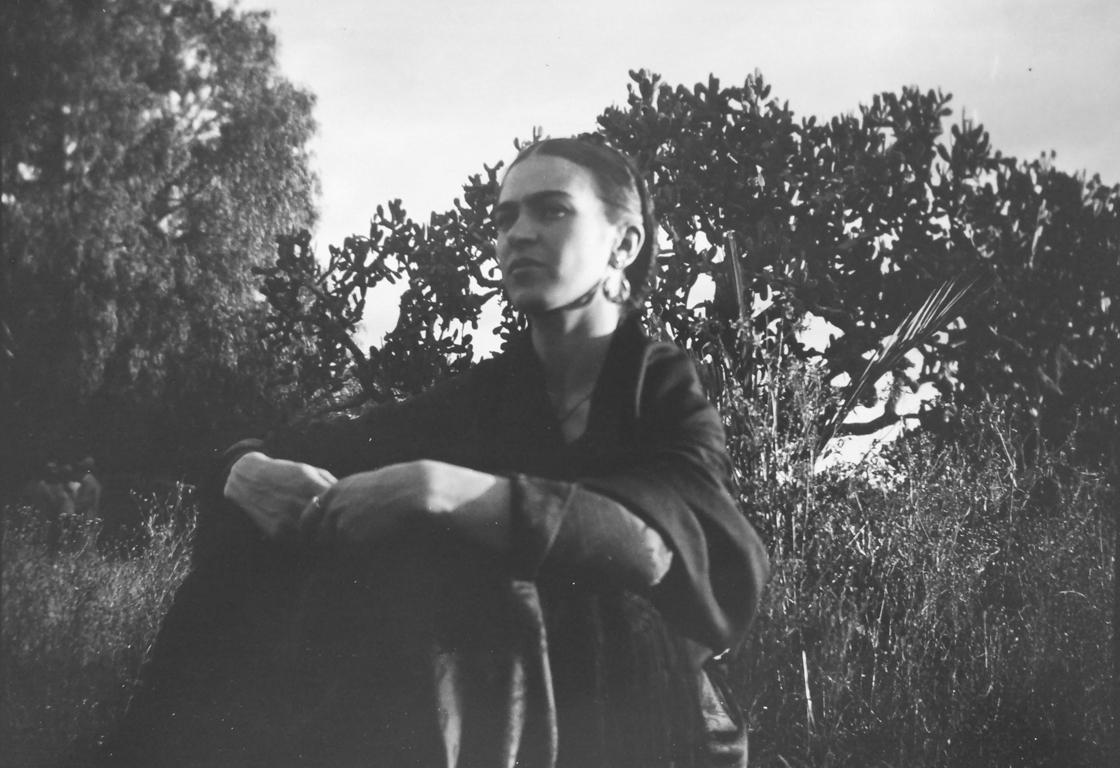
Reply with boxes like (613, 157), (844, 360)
(74, 456), (103, 523)
(64, 463), (81, 499)
(31, 461), (73, 554)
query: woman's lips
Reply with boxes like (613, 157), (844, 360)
(506, 258), (546, 274)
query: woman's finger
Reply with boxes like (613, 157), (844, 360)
(299, 494), (329, 546)
(312, 466), (338, 485)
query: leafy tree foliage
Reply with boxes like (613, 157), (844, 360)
(258, 174), (502, 405)
(1, 0), (318, 487)
(261, 70), (1118, 471)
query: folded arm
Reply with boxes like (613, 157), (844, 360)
(223, 451), (337, 539)
(210, 341), (768, 656)
(223, 451), (672, 593)
(575, 343), (770, 656)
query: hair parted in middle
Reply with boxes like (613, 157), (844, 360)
(503, 135), (658, 311)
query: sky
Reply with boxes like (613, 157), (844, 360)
(239, 0), (1119, 339)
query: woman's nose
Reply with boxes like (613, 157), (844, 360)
(505, 211), (537, 243)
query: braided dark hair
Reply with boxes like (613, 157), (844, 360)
(505, 136), (658, 311)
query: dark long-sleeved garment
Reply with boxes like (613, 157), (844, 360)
(102, 317), (768, 767)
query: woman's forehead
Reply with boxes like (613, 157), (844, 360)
(498, 155), (599, 203)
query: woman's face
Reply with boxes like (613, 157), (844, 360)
(494, 155), (627, 315)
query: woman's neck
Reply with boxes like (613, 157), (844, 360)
(529, 300), (622, 395)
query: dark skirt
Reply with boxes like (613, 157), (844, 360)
(97, 501), (704, 767)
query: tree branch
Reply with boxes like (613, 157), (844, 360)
(836, 411), (919, 437)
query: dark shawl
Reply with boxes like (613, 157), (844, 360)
(99, 317), (768, 767)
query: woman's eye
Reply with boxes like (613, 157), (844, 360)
(540, 204), (570, 220)
(492, 210), (515, 231)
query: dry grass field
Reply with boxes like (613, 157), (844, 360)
(2, 415), (1113, 767)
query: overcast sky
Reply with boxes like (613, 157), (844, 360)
(239, 0), (1119, 337)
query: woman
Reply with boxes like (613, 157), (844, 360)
(102, 137), (769, 767)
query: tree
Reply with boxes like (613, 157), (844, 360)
(257, 174), (503, 406)
(599, 72), (1118, 466)
(1, 0), (318, 489)
(260, 69), (1118, 460)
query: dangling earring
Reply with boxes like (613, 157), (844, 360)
(604, 227), (638, 304)
(602, 266), (631, 304)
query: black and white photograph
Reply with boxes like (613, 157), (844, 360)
(2, 1), (1117, 765)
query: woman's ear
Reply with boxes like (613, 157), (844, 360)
(611, 223), (644, 269)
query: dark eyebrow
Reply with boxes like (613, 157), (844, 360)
(493, 190), (574, 213)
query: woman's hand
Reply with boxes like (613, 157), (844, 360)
(300, 461), (431, 548)
(224, 452), (336, 539)
(302, 460), (512, 551)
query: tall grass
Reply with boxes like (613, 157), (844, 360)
(1, 486), (196, 768)
(723, 363), (1115, 767)
(1, 394), (1114, 766)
